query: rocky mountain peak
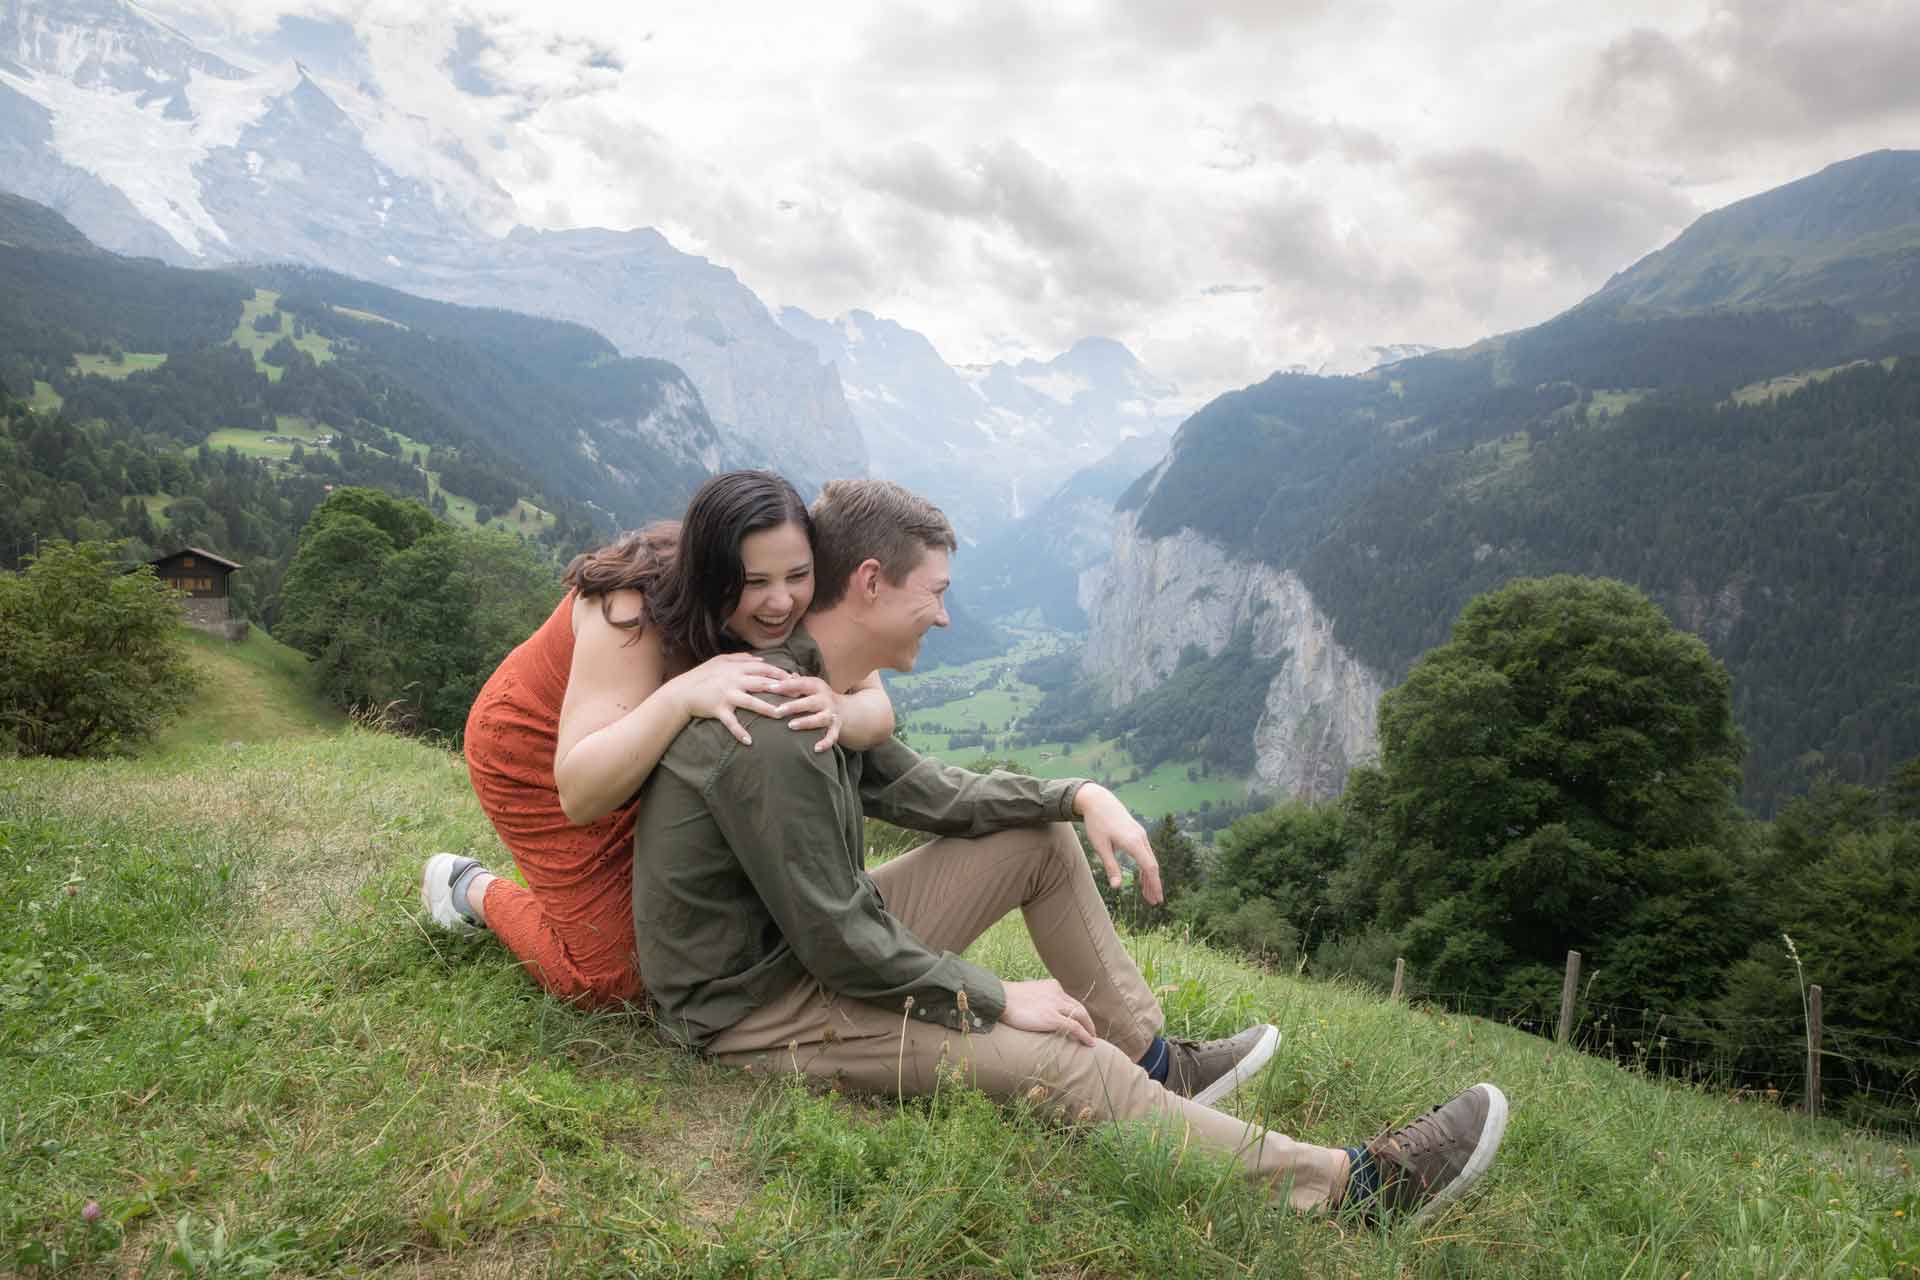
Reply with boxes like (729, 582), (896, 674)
(3, 0), (242, 94)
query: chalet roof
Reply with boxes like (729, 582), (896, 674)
(150, 547), (243, 572)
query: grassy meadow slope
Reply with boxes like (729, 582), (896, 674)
(146, 627), (345, 754)
(1, 655), (1915, 1276)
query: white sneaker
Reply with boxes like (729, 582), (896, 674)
(420, 852), (484, 933)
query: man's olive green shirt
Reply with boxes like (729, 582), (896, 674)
(631, 626), (1085, 1050)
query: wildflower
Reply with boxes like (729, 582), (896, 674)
(82, 1201), (102, 1224)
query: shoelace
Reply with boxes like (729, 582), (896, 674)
(1367, 1104), (1446, 1197)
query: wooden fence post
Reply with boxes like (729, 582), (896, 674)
(1557, 950), (1582, 1045)
(1391, 957), (1405, 1002)
(1807, 984), (1823, 1121)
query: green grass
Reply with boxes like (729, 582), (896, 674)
(203, 423), (333, 462)
(368, 426), (556, 533)
(329, 304), (407, 330)
(30, 380), (62, 411)
(1457, 432), (1534, 497)
(147, 626), (344, 753)
(1122, 757), (1251, 816)
(69, 352), (167, 380)
(905, 685), (1039, 732)
(2, 727), (1914, 1275)
(904, 699), (1250, 820)
(1, 645), (1913, 1274)
(1588, 389), (1649, 419)
(229, 289), (336, 382)
(1728, 359), (1898, 406)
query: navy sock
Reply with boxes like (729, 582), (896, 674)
(450, 861), (489, 926)
(1343, 1146), (1380, 1205)
(1137, 1036), (1170, 1083)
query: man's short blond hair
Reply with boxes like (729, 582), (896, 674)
(809, 479), (957, 610)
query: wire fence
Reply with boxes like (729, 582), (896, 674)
(1395, 960), (1920, 1136)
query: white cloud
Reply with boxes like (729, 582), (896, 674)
(137, 0), (1920, 404)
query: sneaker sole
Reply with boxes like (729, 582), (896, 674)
(1190, 1024), (1281, 1107)
(1414, 1082), (1508, 1224)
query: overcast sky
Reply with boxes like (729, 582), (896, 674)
(155, 0), (1920, 402)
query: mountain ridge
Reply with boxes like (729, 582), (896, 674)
(0, 0), (864, 490)
(1090, 149), (1920, 811)
(1586, 149), (1920, 325)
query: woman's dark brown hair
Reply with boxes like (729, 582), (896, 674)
(561, 470), (811, 663)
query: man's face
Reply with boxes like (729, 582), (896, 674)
(872, 547), (951, 671)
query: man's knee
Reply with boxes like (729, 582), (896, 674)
(958, 1026), (1148, 1124)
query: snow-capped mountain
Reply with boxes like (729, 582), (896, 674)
(1275, 342), (1440, 378)
(0, 0), (863, 490)
(779, 307), (1182, 539)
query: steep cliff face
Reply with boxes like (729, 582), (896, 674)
(1082, 512), (1383, 800)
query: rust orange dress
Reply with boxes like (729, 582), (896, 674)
(464, 592), (645, 1007)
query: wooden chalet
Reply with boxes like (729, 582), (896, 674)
(148, 547), (243, 630)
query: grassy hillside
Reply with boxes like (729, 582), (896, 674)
(146, 626), (344, 753)
(2, 720), (1914, 1276)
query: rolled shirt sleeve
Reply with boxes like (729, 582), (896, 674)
(857, 738), (1084, 835)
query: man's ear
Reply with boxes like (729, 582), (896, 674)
(853, 558), (884, 601)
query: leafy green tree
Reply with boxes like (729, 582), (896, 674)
(1716, 760), (1920, 1122)
(1175, 801), (1344, 960)
(363, 527), (558, 734)
(1105, 814), (1201, 931)
(0, 540), (197, 756)
(1343, 575), (1749, 1006)
(276, 493), (557, 738)
(307, 486), (435, 551)
(277, 511), (396, 708)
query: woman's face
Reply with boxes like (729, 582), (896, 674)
(724, 520), (815, 649)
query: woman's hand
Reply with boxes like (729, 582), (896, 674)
(667, 653), (792, 746)
(770, 675), (851, 752)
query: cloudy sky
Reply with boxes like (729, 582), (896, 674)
(157, 0), (1920, 402)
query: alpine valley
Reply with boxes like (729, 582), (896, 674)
(4, 0), (1920, 814)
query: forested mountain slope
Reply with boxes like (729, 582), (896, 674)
(1109, 150), (1920, 811)
(0, 1), (864, 493)
(0, 197), (717, 535)
(1587, 149), (1920, 325)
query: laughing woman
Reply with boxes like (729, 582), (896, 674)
(422, 469), (895, 1007)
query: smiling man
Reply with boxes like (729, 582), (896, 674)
(629, 478), (1508, 1222)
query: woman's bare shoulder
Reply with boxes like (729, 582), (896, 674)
(571, 587), (648, 638)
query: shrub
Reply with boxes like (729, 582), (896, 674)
(0, 540), (198, 756)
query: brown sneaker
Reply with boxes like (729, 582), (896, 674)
(1357, 1082), (1509, 1223)
(1163, 1024), (1280, 1106)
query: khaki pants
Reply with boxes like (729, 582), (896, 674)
(708, 822), (1348, 1212)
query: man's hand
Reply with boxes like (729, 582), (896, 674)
(999, 978), (1096, 1046)
(1074, 783), (1164, 904)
